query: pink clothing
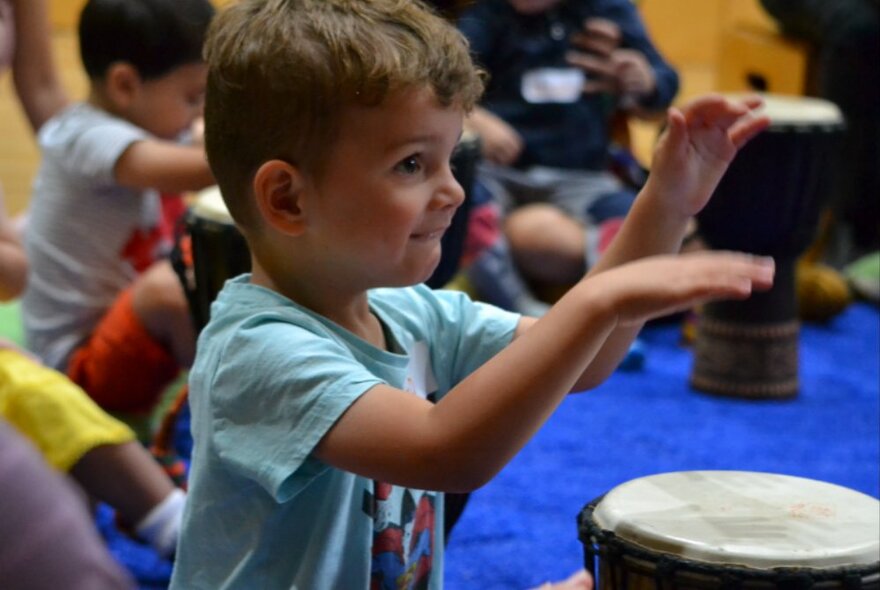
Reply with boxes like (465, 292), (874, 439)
(0, 420), (136, 589)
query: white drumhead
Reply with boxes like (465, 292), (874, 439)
(726, 93), (843, 127)
(191, 186), (233, 224)
(593, 471), (880, 569)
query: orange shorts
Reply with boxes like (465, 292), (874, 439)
(67, 288), (179, 415)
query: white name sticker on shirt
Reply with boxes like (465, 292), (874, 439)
(403, 341), (438, 400)
(521, 68), (585, 104)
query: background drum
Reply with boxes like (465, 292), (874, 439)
(578, 471), (880, 589)
(172, 186), (250, 332)
(692, 94), (844, 399)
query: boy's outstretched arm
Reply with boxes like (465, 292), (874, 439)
(317, 250), (773, 493)
(556, 94), (771, 389)
(315, 95), (772, 494)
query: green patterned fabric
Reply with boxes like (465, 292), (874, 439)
(0, 301), (23, 346)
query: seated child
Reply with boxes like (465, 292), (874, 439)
(458, 0), (680, 309)
(1, 203), (184, 557)
(21, 0), (216, 416)
(170, 1), (772, 588)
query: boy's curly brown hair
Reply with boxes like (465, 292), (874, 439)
(203, 0), (485, 230)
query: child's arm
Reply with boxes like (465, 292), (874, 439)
(0, 219), (27, 302)
(11, 0), (69, 132)
(316, 250), (773, 492)
(465, 106), (523, 166)
(313, 95), (772, 493)
(558, 94), (770, 390)
(114, 141), (215, 194)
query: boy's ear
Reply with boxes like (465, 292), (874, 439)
(253, 160), (308, 236)
(104, 62), (141, 109)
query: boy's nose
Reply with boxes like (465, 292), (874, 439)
(437, 165), (466, 210)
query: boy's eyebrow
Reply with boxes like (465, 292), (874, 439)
(386, 130), (464, 151)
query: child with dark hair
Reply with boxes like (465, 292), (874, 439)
(78, 0), (213, 82)
(170, 1), (773, 588)
(0, 0), (186, 561)
(22, 0), (216, 416)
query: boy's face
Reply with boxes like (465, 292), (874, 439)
(508, 0), (563, 15)
(304, 87), (466, 288)
(126, 62), (208, 140)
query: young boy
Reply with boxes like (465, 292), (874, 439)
(21, 0), (215, 416)
(171, 1), (773, 588)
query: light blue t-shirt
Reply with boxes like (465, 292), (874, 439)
(170, 277), (520, 590)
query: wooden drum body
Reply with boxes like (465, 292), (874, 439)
(692, 95), (844, 399)
(578, 471), (880, 590)
(173, 187), (250, 331)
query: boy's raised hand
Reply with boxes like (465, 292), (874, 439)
(648, 94), (770, 218)
(586, 250), (775, 328)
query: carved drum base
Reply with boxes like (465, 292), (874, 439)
(691, 316), (800, 399)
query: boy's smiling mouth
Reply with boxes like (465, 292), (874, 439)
(411, 225), (449, 241)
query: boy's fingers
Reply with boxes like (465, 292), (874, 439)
(683, 95), (753, 128)
(730, 114), (771, 148)
(704, 252), (775, 291)
(681, 94), (732, 121)
(661, 107), (687, 147)
(738, 94), (765, 111)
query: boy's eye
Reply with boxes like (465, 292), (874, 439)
(394, 156), (422, 175)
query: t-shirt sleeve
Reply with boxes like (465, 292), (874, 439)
(40, 108), (149, 185)
(206, 319), (385, 502)
(416, 288), (522, 396)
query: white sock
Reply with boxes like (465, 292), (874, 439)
(135, 488), (186, 557)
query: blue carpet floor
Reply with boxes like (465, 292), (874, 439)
(103, 302), (879, 589)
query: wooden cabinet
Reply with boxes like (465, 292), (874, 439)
(715, 0), (815, 94)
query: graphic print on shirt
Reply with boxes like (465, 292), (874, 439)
(367, 340), (438, 589)
(119, 193), (178, 273)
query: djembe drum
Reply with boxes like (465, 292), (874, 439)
(159, 188), (249, 478)
(691, 94), (844, 399)
(172, 186), (250, 331)
(578, 471), (880, 589)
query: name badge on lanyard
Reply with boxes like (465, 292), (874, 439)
(521, 68), (585, 104)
